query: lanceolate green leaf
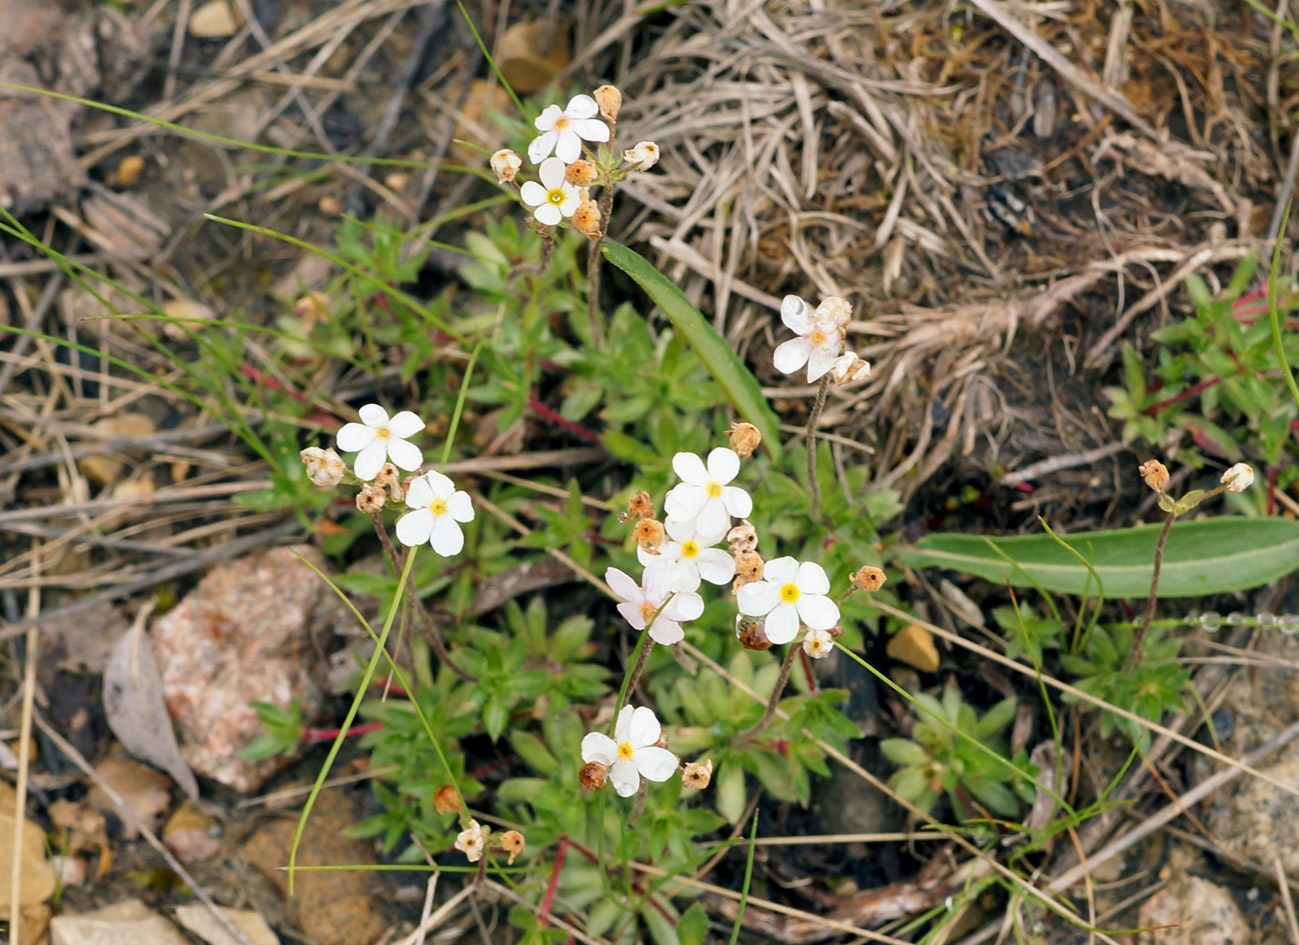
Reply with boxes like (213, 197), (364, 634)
(897, 517), (1299, 598)
(602, 241), (783, 462)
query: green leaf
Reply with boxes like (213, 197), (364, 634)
(678, 903), (709, 945)
(879, 738), (931, 767)
(601, 241), (783, 462)
(716, 761), (747, 824)
(897, 517), (1299, 598)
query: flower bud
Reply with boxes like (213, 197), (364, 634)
(1139, 459), (1170, 493)
(633, 518), (665, 554)
(831, 351), (871, 385)
(850, 566), (886, 592)
(374, 462), (400, 491)
(682, 759), (713, 790)
(572, 194), (602, 240)
(732, 550), (764, 591)
(1221, 462), (1254, 492)
(802, 627), (834, 659)
(433, 785), (460, 815)
(490, 148), (521, 184)
(301, 447), (346, 488)
(579, 761), (608, 791)
(593, 84), (621, 122)
(735, 614), (771, 651)
(725, 421), (762, 458)
(356, 484), (386, 513)
(294, 291), (331, 325)
(499, 829), (525, 865)
(565, 159), (598, 187)
(621, 490), (655, 522)
(726, 521), (757, 555)
(622, 140), (659, 171)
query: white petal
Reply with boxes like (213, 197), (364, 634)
(737, 580), (781, 617)
(806, 343), (839, 382)
(694, 499), (729, 543)
(395, 508), (434, 547)
(706, 447), (740, 485)
(534, 104), (562, 132)
(634, 747), (679, 783)
(353, 440), (387, 481)
(722, 486), (753, 518)
(404, 474), (434, 509)
(605, 567), (641, 602)
(519, 180), (547, 207)
(424, 470), (455, 497)
(648, 618), (684, 646)
(617, 601), (647, 630)
(664, 483), (708, 520)
(796, 560), (831, 595)
(695, 548), (736, 585)
(336, 422), (377, 453)
(796, 593), (840, 631)
(664, 517), (696, 542)
(386, 410), (424, 438)
(614, 705), (634, 743)
(773, 337), (812, 375)
(533, 203), (562, 226)
(765, 602), (801, 644)
(386, 437), (423, 472)
(609, 759), (639, 797)
(565, 94), (599, 119)
(527, 130), (557, 164)
(447, 491), (474, 523)
(780, 294), (812, 333)
(554, 129), (582, 164)
(581, 732), (618, 766)
(670, 563), (702, 593)
(429, 516), (465, 556)
(358, 403), (389, 426)
(570, 118), (609, 142)
(538, 156), (567, 189)
(629, 706), (661, 748)
(671, 451), (709, 486)
(558, 187), (581, 217)
(763, 556), (800, 586)
(666, 590), (704, 621)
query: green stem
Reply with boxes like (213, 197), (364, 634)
(1269, 202), (1299, 412)
(807, 375), (831, 522)
(1127, 510), (1175, 670)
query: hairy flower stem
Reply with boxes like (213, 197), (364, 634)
(370, 514), (478, 684)
(1127, 510), (1175, 670)
(731, 641), (800, 745)
(584, 128), (616, 349)
(617, 632), (654, 713)
(628, 779), (648, 823)
(807, 375), (831, 523)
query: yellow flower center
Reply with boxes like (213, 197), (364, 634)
(375, 425), (391, 441)
(555, 116), (571, 132)
(547, 187), (566, 205)
(706, 481), (723, 498)
(640, 601), (657, 623)
(618, 741), (634, 760)
(430, 498), (448, 516)
(810, 329), (827, 346)
(780, 583), (800, 603)
(681, 541), (699, 559)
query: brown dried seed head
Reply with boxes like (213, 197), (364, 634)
(499, 829), (526, 865)
(726, 521), (758, 555)
(850, 566), (886, 592)
(593, 84), (621, 122)
(725, 421), (762, 458)
(356, 484), (386, 513)
(682, 759), (713, 790)
(300, 447), (346, 488)
(621, 490), (655, 522)
(489, 148), (521, 184)
(374, 462), (400, 490)
(565, 159), (598, 187)
(433, 784), (461, 815)
(579, 761), (608, 791)
(735, 615), (772, 651)
(572, 197), (602, 241)
(1138, 459), (1170, 493)
(732, 550), (764, 591)
(633, 518), (665, 554)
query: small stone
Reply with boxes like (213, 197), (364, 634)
(1208, 753), (1299, 874)
(173, 904), (279, 945)
(116, 155), (145, 188)
(1136, 875), (1249, 945)
(164, 801), (221, 865)
(318, 195), (342, 216)
(496, 20), (570, 93)
(51, 900), (189, 945)
(383, 172), (408, 192)
(886, 624), (940, 673)
(161, 298), (215, 339)
(188, 0), (242, 37)
(77, 413), (157, 486)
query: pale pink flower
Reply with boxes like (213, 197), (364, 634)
(605, 566), (702, 646)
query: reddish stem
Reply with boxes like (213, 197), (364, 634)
(538, 837), (569, 926)
(303, 721), (384, 743)
(1147, 376), (1221, 414)
(239, 365), (309, 403)
(528, 393), (601, 444)
(799, 648), (817, 693)
(1268, 464), (1278, 516)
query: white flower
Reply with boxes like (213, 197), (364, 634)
(1221, 462), (1254, 492)
(396, 471), (475, 556)
(737, 557), (839, 645)
(638, 517), (735, 592)
(454, 819), (487, 862)
(663, 448), (753, 541)
(773, 295), (849, 383)
(622, 140), (660, 171)
(830, 351), (870, 385)
(605, 566), (703, 646)
(335, 404), (424, 481)
(802, 627), (834, 659)
(520, 157), (581, 226)
(490, 148), (521, 184)
(527, 94), (610, 164)
(580, 705), (679, 797)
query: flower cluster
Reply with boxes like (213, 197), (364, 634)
(774, 293), (869, 386)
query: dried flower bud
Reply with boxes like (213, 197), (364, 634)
(294, 291), (331, 325)
(579, 761), (608, 791)
(816, 296), (852, 332)
(301, 447), (346, 488)
(735, 614), (772, 651)
(831, 351), (871, 385)
(850, 566), (886, 592)
(454, 820), (488, 863)
(1139, 459), (1170, 493)
(565, 159), (598, 187)
(622, 140), (660, 171)
(374, 462), (400, 491)
(682, 759), (713, 790)
(593, 84), (621, 122)
(572, 195), (602, 241)
(732, 550), (764, 591)
(725, 421), (762, 458)
(1221, 462), (1254, 492)
(433, 785), (460, 815)
(633, 518), (665, 554)
(726, 521), (758, 555)
(356, 484), (386, 513)
(621, 490), (655, 522)
(490, 148), (521, 184)
(802, 627), (834, 659)
(499, 829), (525, 865)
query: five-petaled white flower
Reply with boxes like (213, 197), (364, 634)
(528, 94), (610, 164)
(454, 819), (487, 862)
(773, 295), (849, 383)
(638, 517), (735, 592)
(520, 157), (581, 226)
(396, 470), (475, 556)
(580, 705), (679, 797)
(336, 404), (424, 481)
(737, 557), (839, 645)
(664, 448), (753, 541)
(605, 566), (703, 646)
(802, 627), (834, 659)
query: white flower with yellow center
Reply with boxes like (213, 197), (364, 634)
(395, 470), (474, 556)
(638, 516), (735, 592)
(737, 556), (839, 645)
(802, 627), (834, 659)
(454, 819), (487, 862)
(520, 157), (581, 226)
(663, 448), (753, 541)
(580, 705), (679, 797)
(335, 403), (424, 481)
(527, 94), (610, 164)
(605, 565), (702, 646)
(773, 294), (849, 383)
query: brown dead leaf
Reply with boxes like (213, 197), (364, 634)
(87, 757), (172, 840)
(0, 781), (56, 909)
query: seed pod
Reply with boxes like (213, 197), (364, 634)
(579, 761), (608, 791)
(725, 421), (761, 458)
(735, 614), (772, 651)
(850, 566), (886, 592)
